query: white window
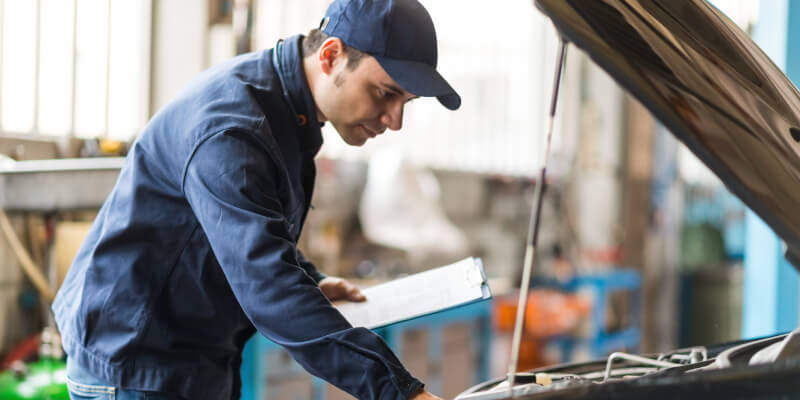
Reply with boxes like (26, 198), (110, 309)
(0, 0), (151, 141)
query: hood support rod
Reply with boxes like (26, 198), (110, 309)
(506, 39), (568, 392)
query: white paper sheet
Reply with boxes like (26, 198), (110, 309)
(334, 257), (491, 329)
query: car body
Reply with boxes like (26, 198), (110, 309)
(458, 1), (800, 398)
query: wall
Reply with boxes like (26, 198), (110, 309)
(150, 0), (209, 115)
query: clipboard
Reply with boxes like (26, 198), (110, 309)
(334, 257), (492, 329)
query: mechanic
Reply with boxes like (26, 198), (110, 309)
(51, 0), (460, 399)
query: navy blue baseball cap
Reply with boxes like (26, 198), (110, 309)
(320, 0), (461, 110)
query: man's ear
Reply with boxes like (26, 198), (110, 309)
(319, 37), (345, 76)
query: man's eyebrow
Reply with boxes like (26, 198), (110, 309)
(381, 83), (405, 96)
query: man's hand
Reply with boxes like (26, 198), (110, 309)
(318, 277), (366, 302)
(410, 390), (442, 400)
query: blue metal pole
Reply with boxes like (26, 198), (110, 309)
(743, 213), (799, 337)
(743, 0), (800, 338)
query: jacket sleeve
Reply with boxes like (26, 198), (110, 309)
(296, 248), (327, 284)
(182, 129), (423, 400)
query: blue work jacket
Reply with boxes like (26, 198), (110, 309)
(52, 35), (423, 400)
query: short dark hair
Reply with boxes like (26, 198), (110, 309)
(301, 28), (366, 70)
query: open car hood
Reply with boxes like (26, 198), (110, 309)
(535, 0), (800, 270)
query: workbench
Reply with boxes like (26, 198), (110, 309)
(0, 157), (124, 211)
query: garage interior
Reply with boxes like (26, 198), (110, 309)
(0, 1), (798, 399)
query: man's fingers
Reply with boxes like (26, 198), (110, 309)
(347, 286), (366, 302)
(319, 277), (365, 302)
(333, 282), (349, 299)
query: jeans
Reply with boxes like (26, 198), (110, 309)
(66, 358), (185, 400)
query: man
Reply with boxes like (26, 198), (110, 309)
(52, 0), (459, 399)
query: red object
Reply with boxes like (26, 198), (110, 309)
(493, 290), (592, 370)
(582, 247), (624, 265)
(1, 334), (41, 370)
(493, 290), (591, 338)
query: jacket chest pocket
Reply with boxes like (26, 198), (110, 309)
(270, 160), (307, 240)
(285, 205), (303, 239)
(279, 176), (307, 240)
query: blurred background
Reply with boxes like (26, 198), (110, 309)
(0, 0), (798, 399)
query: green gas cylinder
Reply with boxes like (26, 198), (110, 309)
(0, 358), (68, 400)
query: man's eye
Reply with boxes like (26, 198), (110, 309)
(378, 88), (392, 99)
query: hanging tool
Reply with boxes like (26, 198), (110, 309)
(0, 209), (55, 303)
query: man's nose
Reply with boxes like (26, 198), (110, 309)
(380, 101), (404, 131)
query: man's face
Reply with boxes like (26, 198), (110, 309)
(314, 51), (417, 146)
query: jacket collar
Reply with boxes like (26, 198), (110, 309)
(273, 34), (324, 154)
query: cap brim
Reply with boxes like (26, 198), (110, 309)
(373, 56), (461, 110)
